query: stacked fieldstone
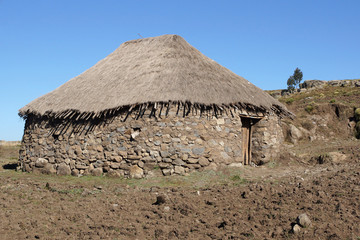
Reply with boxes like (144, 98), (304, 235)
(252, 115), (283, 165)
(19, 106), (282, 178)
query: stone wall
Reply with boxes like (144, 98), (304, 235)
(19, 107), (283, 178)
(252, 115), (284, 165)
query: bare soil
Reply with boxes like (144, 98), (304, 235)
(1, 143), (359, 240)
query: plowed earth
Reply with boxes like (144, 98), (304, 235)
(1, 144), (359, 240)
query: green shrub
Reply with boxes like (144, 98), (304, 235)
(356, 121), (360, 139)
(230, 175), (247, 184)
(329, 99), (336, 103)
(355, 108), (360, 121)
(305, 104), (314, 113)
(285, 98), (295, 105)
(230, 175), (242, 181)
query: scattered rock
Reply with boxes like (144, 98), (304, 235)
(328, 152), (347, 163)
(228, 162), (243, 168)
(297, 213), (312, 228)
(292, 224), (301, 234)
(153, 195), (166, 205)
(289, 124), (303, 143)
(130, 131), (140, 140)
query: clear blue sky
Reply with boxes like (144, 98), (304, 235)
(1, 0), (359, 141)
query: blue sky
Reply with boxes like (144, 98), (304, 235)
(1, 0), (359, 140)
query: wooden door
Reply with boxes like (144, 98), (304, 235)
(241, 118), (252, 165)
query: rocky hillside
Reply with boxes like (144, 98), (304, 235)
(266, 79), (360, 166)
(267, 78), (360, 99)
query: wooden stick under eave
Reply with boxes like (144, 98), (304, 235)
(85, 112), (93, 120)
(158, 103), (163, 118)
(213, 104), (218, 118)
(149, 103), (156, 118)
(165, 102), (170, 116)
(75, 112), (83, 121)
(176, 102), (181, 116)
(123, 107), (133, 122)
(136, 104), (143, 120)
(187, 104), (191, 117)
(182, 102), (186, 117)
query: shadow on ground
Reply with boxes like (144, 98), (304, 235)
(2, 163), (17, 170)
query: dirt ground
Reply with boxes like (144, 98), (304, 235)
(0, 142), (359, 240)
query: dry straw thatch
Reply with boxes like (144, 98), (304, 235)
(19, 34), (292, 120)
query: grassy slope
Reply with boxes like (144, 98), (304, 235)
(278, 85), (360, 109)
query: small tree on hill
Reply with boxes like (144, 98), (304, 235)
(287, 76), (296, 92)
(287, 67), (303, 91)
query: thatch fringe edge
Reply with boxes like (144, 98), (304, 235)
(19, 101), (294, 121)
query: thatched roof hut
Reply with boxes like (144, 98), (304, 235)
(19, 34), (292, 177)
(19, 34), (291, 120)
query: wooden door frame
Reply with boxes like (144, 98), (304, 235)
(241, 117), (261, 165)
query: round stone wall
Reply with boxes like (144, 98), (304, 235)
(19, 107), (283, 178)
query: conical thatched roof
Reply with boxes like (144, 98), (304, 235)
(19, 34), (292, 120)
